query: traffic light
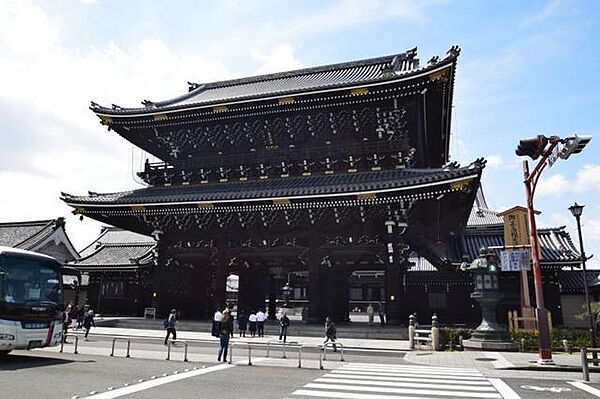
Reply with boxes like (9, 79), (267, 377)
(559, 134), (592, 160)
(515, 135), (548, 160)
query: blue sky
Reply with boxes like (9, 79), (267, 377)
(0, 0), (599, 265)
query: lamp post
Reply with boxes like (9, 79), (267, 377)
(282, 273), (293, 308)
(516, 133), (592, 365)
(569, 203), (597, 351)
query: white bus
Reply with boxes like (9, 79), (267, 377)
(0, 246), (64, 355)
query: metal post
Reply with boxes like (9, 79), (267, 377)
(248, 346), (252, 366)
(126, 340), (131, 358)
(282, 342), (287, 359)
(582, 348), (590, 381)
(318, 346), (323, 369)
(523, 160), (553, 364)
(166, 341), (171, 360)
(228, 342), (233, 364)
(340, 343), (344, 362)
(266, 341), (270, 358)
(574, 213), (598, 363)
(298, 346), (302, 368)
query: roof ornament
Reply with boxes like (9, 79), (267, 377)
(90, 101), (100, 109)
(446, 45), (461, 57)
(405, 47), (417, 59)
(141, 100), (155, 108)
(427, 55), (439, 65)
(111, 103), (123, 110)
(442, 161), (460, 170)
(380, 63), (396, 78)
(187, 82), (204, 92)
(468, 157), (487, 170)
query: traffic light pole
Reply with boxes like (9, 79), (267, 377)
(522, 140), (558, 365)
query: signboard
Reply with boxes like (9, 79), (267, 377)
(500, 249), (531, 272)
(498, 206), (531, 246)
(547, 145), (560, 168)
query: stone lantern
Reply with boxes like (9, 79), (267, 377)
(462, 247), (518, 351)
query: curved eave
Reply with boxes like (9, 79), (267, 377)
(61, 171), (480, 212)
(91, 55), (458, 120)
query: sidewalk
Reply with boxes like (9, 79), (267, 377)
(76, 322), (588, 373)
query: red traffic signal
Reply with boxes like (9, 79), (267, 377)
(515, 135), (548, 160)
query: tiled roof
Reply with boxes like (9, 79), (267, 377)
(79, 227), (154, 258)
(0, 219), (57, 249)
(559, 270), (600, 294)
(61, 165), (481, 207)
(70, 242), (154, 272)
(92, 47), (459, 115)
(467, 207), (503, 227)
(453, 225), (580, 267)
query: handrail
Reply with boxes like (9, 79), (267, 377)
(166, 340), (189, 362)
(229, 341), (252, 366)
(59, 334), (79, 354)
(266, 340), (292, 359)
(110, 337), (131, 358)
(322, 341), (344, 362)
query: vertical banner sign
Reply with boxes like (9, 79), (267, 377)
(498, 206), (531, 246)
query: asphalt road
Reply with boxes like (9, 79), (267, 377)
(2, 337), (600, 399)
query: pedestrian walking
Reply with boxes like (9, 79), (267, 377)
(62, 303), (72, 343)
(323, 316), (337, 351)
(212, 308), (223, 337)
(249, 311), (257, 337)
(164, 309), (177, 345)
(217, 309), (231, 362)
(256, 309), (266, 337)
(76, 305), (85, 330)
(377, 301), (386, 327)
(366, 303), (375, 327)
(228, 309), (235, 338)
(83, 310), (95, 340)
(237, 310), (248, 337)
(278, 311), (290, 343)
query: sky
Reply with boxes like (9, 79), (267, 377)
(1, 0), (599, 266)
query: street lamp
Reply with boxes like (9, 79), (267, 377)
(282, 274), (293, 308)
(569, 203), (597, 352)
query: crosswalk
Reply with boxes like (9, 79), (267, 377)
(290, 363), (518, 399)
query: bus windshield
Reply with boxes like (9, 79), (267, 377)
(0, 255), (63, 306)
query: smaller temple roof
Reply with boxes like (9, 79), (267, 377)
(559, 270), (600, 294)
(62, 164), (481, 207)
(454, 225), (580, 268)
(0, 218), (79, 262)
(79, 226), (154, 258)
(70, 242), (154, 272)
(92, 47), (459, 116)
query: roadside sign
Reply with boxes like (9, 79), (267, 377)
(498, 206), (531, 246)
(547, 145), (560, 168)
(500, 249), (530, 271)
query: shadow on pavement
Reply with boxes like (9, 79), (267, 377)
(0, 352), (94, 370)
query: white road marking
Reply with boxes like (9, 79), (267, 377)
(325, 373), (491, 385)
(301, 383), (502, 398)
(315, 377), (497, 391)
(293, 390), (441, 399)
(79, 363), (233, 399)
(485, 352), (515, 369)
(488, 378), (521, 399)
(346, 362), (478, 373)
(336, 366), (479, 376)
(329, 369), (487, 380)
(568, 381), (600, 397)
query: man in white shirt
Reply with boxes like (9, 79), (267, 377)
(256, 309), (266, 337)
(212, 309), (223, 337)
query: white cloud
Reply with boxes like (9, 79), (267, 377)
(520, 0), (573, 27)
(485, 154), (520, 170)
(537, 164), (600, 197)
(252, 43), (304, 75)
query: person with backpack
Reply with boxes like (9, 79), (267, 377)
(164, 309), (177, 345)
(278, 311), (290, 343)
(217, 309), (231, 362)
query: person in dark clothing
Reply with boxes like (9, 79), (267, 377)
(377, 301), (386, 327)
(83, 310), (95, 340)
(164, 309), (177, 345)
(76, 305), (85, 330)
(217, 309), (231, 362)
(279, 312), (290, 343)
(227, 311), (235, 338)
(324, 316), (337, 351)
(237, 310), (248, 337)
